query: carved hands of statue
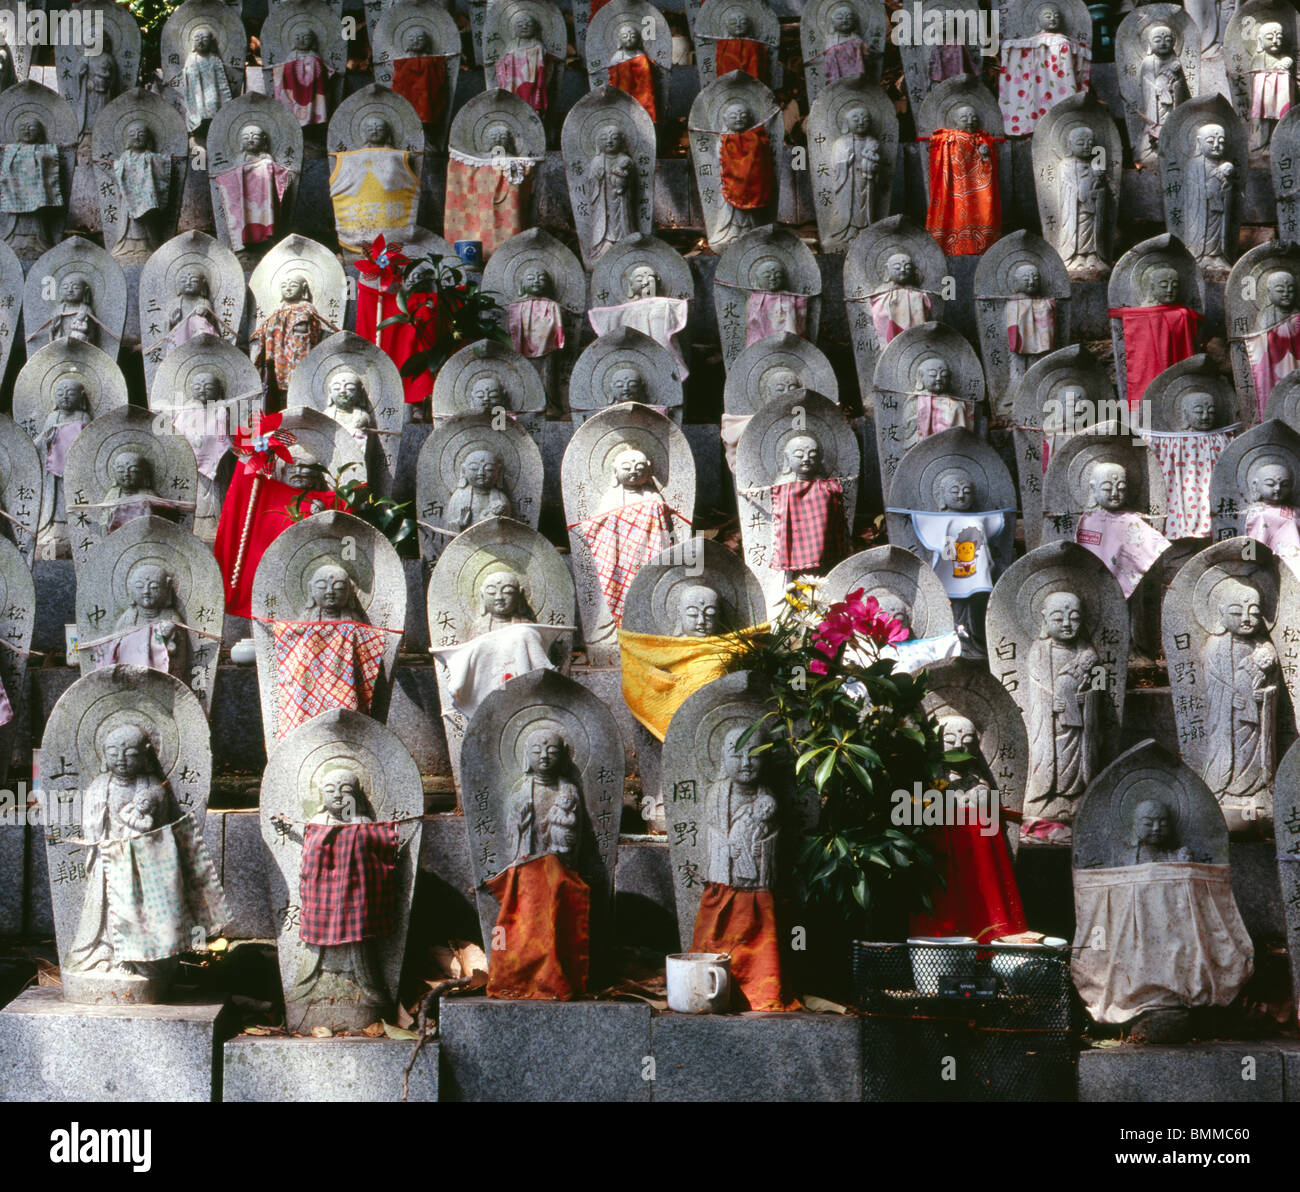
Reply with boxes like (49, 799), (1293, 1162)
(978, 142), (990, 161)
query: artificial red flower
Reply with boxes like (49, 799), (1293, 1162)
(232, 411), (296, 478)
(354, 235), (411, 290)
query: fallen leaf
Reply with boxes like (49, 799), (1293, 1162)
(361, 1021), (385, 1038)
(310, 1026), (333, 1038)
(208, 938), (229, 953)
(451, 940), (489, 981)
(802, 995), (851, 1015)
(243, 1026), (270, 1036)
(36, 958), (61, 988)
(396, 1001), (415, 1029)
(382, 1021), (418, 1041)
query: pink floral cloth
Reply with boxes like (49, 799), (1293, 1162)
(1005, 296), (1056, 355)
(823, 38), (871, 85)
(998, 33), (1090, 136)
(45, 422), (83, 477)
(1246, 314), (1300, 418)
(213, 160), (292, 246)
(1148, 429), (1235, 539)
(508, 298), (564, 358)
(588, 297), (690, 376)
(496, 47), (547, 113)
(1251, 70), (1293, 120)
(1074, 510), (1170, 598)
(867, 287), (930, 345)
(1245, 502), (1300, 575)
(745, 292), (807, 345)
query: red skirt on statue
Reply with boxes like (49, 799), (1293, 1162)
(909, 821), (1027, 942)
(486, 853), (591, 1000)
(691, 883), (800, 1011)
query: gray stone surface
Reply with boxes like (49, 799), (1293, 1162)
(25, 236), (127, 362)
(650, 1012), (863, 1102)
(714, 225), (821, 370)
(1223, 0), (1299, 155)
(583, 0), (670, 125)
(723, 333), (838, 417)
(799, 0), (886, 104)
(1226, 241), (1300, 423)
(223, 1034), (438, 1101)
(371, 0), (462, 151)
(0, 986), (230, 1102)
(480, 0), (566, 132)
(1114, 3), (1200, 166)
(0, 822), (22, 936)
(1078, 1041), (1296, 1102)
(438, 997), (653, 1101)
(159, 0), (246, 131)
(569, 326), (683, 424)
(217, 809), (274, 940)
(0, 81), (79, 267)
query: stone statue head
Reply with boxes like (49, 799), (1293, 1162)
(841, 104), (872, 138)
(827, 2), (857, 35)
(752, 256), (788, 292)
(128, 563), (176, 613)
(239, 121), (270, 155)
(1265, 269), (1296, 311)
(1065, 124), (1094, 159)
(721, 101), (752, 133)
(1037, 3), (1063, 32)
(953, 104), (979, 133)
(518, 264), (553, 298)
(604, 365), (648, 404)
(1140, 264), (1180, 306)
(722, 724), (767, 783)
(1013, 263), (1042, 296)
(1087, 460), (1129, 511)
(318, 766), (371, 821)
(100, 723), (159, 781)
(936, 466), (975, 512)
(16, 115), (45, 144)
(523, 727), (568, 779)
(1246, 457), (1293, 505)
(54, 376), (89, 412)
(1195, 123), (1226, 158)
(484, 121), (516, 155)
(1218, 577), (1263, 638)
(124, 119), (153, 152)
(280, 273), (312, 303)
(780, 433), (824, 479)
(510, 11), (540, 42)
(1178, 389), (1218, 431)
(1045, 384), (1089, 434)
(59, 274), (91, 305)
(469, 375), (507, 414)
(188, 369), (223, 403)
(361, 115), (394, 147)
(111, 449), (152, 493)
(939, 714), (978, 755)
(676, 583), (722, 636)
(403, 27), (433, 55)
(626, 264), (659, 299)
(1144, 22), (1175, 56)
(306, 562), (357, 619)
(916, 354), (951, 394)
(480, 568), (527, 620)
(191, 25), (218, 55)
(759, 366), (805, 404)
(723, 10), (753, 38)
(327, 370), (366, 411)
(615, 19), (643, 52)
(459, 448), (503, 492)
(611, 444), (653, 489)
(177, 267), (210, 300)
(596, 121), (626, 155)
(884, 251), (917, 285)
(282, 447), (327, 490)
(1260, 21), (1286, 54)
(291, 25), (319, 53)
(1127, 797), (1174, 849)
(1039, 589), (1083, 642)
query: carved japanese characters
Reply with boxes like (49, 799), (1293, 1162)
(261, 710), (422, 1032)
(160, 0), (245, 133)
(1209, 418), (1300, 577)
(482, 0), (566, 126)
(1115, 4), (1199, 164)
(261, 0), (346, 128)
(996, 0), (1093, 137)
(0, 81), (78, 263)
(799, 0), (887, 103)
(1224, 1), (1299, 153)
(585, 0), (671, 125)
(23, 237), (126, 363)
(695, 0), (781, 90)
(0, 534), (32, 784)
(0, 413), (43, 567)
(371, 0), (462, 149)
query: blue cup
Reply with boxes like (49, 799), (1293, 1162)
(454, 240), (484, 269)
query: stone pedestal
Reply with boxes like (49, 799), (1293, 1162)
(1078, 1041), (1300, 1102)
(0, 986), (230, 1101)
(223, 1035), (438, 1102)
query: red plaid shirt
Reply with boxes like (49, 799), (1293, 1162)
(573, 499), (677, 626)
(299, 821), (399, 945)
(771, 478), (849, 572)
(273, 620), (391, 741)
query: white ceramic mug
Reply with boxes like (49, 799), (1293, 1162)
(666, 952), (731, 1013)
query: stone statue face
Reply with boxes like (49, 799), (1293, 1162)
(17, 116), (45, 144)
(525, 729), (565, 779)
(940, 715), (978, 755)
(724, 10), (752, 37)
(189, 370), (223, 403)
(627, 264), (658, 298)
(308, 564), (354, 617)
(612, 446), (653, 488)
(1261, 22), (1285, 54)
(1144, 266), (1180, 306)
(1132, 799), (1171, 846)
(129, 565), (174, 613)
(760, 366), (804, 403)
(291, 27), (318, 53)
(828, 3), (856, 34)
(782, 434), (823, 478)
(678, 584), (721, 636)
(871, 592), (911, 632)
(125, 120), (152, 151)
(485, 122), (515, 154)
(616, 21), (642, 51)
(178, 268), (208, 299)
(722, 102), (752, 133)
(1179, 390), (1217, 431)
(59, 275), (89, 304)
(192, 26), (217, 54)
(1014, 264), (1041, 296)
(1248, 461), (1292, 504)
(885, 252), (916, 285)
(1145, 24), (1174, 56)
(1037, 4), (1063, 32)
(239, 123), (269, 154)
(844, 104), (871, 138)
(319, 768), (362, 819)
(461, 449), (501, 490)
(511, 12), (540, 41)
(917, 355), (950, 394)
(937, 467), (975, 512)
(953, 104), (979, 133)
(1088, 461), (1128, 510)
(605, 365), (647, 403)
(481, 570), (523, 617)
(112, 451), (150, 491)
(597, 122), (626, 155)
(1041, 590), (1082, 642)
(404, 28), (432, 55)
(470, 376), (506, 413)
(55, 379), (87, 411)
(102, 725), (151, 780)
(723, 726), (765, 783)
(284, 456), (327, 490)
(1196, 123), (1226, 158)
(280, 274), (309, 303)
(362, 116), (394, 147)
(753, 258), (788, 291)
(1266, 269), (1296, 310)
(519, 265), (552, 297)
(1220, 580), (1263, 638)
(328, 371), (365, 409)
(1066, 125), (1094, 159)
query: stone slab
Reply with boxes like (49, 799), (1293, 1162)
(0, 986), (230, 1102)
(438, 997), (653, 1101)
(216, 810), (273, 941)
(1077, 1042), (1299, 1103)
(0, 823), (21, 936)
(650, 1012), (863, 1102)
(223, 1035), (438, 1102)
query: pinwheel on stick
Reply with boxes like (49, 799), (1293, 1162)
(228, 412), (297, 590)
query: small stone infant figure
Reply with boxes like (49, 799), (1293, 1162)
(506, 728), (583, 866)
(445, 448), (511, 532)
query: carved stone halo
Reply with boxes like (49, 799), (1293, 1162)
(0, 79), (78, 145)
(448, 88), (546, 157)
(1191, 557), (1279, 636)
(819, 543), (956, 642)
(329, 82), (424, 154)
(723, 333), (840, 416)
(13, 340), (128, 442)
(569, 326), (683, 418)
(261, 0), (348, 73)
(589, 233), (693, 305)
(1143, 353), (1238, 432)
(206, 90), (304, 177)
(1045, 419), (1165, 515)
(24, 237), (127, 356)
(432, 338), (548, 418)
(483, 227), (586, 313)
(620, 536), (766, 635)
(248, 234), (347, 329)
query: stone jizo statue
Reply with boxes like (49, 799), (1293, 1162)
(706, 725), (777, 890)
(445, 449), (511, 532)
(506, 728), (583, 865)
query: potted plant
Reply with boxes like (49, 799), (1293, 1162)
(286, 462), (416, 554)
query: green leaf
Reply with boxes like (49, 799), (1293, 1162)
(814, 750), (837, 792)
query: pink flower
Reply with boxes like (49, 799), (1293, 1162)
(808, 657), (829, 675)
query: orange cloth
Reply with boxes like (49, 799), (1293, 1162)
(392, 55), (448, 126)
(691, 883), (799, 1011)
(720, 127), (774, 211)
(607, 55), (657, 122)
(716, 38), (766, 80)
(925, 128), (1001, 256)
(486, 853), (591, 1001)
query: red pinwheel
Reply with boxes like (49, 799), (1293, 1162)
(232, 411), (297, 479)
(354, 235), (411, 291)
